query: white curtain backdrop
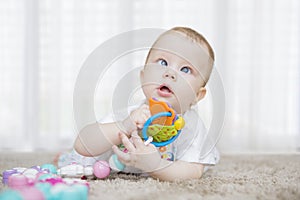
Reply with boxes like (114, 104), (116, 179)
(0, 0), (299, 152)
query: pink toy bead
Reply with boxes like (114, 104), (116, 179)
(44, 177), (64, 185)
(22, 168), (40, 184)
(19, 186), (45, 200)
(8, 174), (29, 189)
(93, 160), (110, 179)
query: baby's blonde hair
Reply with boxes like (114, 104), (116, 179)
(146, 27), (215, 85)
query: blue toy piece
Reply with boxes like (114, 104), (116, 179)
(41, 164), (57, 174)
(109, 154), (125, 172)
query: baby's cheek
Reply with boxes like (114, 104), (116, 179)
(177, 95), (194, 111)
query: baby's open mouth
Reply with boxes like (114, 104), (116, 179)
(157, 85), (173, 97)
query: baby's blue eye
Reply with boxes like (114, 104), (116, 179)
(157, 59), (168, 66)
(180, 66), (192, 74)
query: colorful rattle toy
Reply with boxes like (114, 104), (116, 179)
(142, 98), (185, 147)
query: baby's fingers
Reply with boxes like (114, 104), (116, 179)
(112, 145), (130, 164)
(136, 113), (151, 129)
(131, 131), (146, 149)
(142, 106), (151, 118)
(119, 132), (135, 152)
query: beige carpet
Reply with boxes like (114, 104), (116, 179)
(0, 152), (299, 200)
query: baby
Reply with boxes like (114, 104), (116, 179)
(59, 27), (219, 181)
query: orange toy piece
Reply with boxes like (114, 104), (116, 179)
(149, 98), (175, 126)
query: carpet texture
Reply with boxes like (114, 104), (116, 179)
(0, 152), (299, 200)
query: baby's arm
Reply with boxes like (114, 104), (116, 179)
(149, 160), (204, 181)
(74, 104), (150, 157)
(74, 122), (127, 157)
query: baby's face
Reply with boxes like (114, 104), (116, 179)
(140, 31), (211, 114)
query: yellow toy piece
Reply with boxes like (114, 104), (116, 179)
(174, 116), (185, 130)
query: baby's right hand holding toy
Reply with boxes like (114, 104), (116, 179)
(130, 104), (151, 129)
(121, 104), (151, 136)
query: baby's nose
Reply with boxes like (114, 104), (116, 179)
(163, 69), (176, 81)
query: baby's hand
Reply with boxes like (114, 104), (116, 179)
(122, 104), (150, 135)
(130, 104), (151, 129)
(112, 131), (161, 172)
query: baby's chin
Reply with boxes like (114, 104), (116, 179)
(146, 95), (173, 105)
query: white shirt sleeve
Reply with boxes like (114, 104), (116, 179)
(174, 108), (220, 165)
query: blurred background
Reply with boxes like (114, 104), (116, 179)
(0, 0), (299, 153)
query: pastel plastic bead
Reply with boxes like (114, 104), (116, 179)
(36, 172), (54, 181)
(63, 178), (90, 188)
(83, 166), (93, 176)
(22, 168), (40, 184)
(93, 160), (111, 179)
(13, 167), (27, 173)
(35, 182), (52, 200)
(57, 163), (84, 177)
(2, 169), (18, 184)
(22, 168), (39, 178)
(109, 154), (125, 172)
(19, 186), (45, 200)
(50, 183), (70, 200)
(44, 177), (64, 186)
(8, 174), (29, 189)
(60, 188), (82, 200)
(0, 189), (23, 200)
(41, 164), (57, 174)
(30, 166), (42, 172)
(72, 184), (89, 200)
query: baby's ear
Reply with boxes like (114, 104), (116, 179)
(193, 87), (206, 105)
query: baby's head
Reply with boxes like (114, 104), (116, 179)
(140, 27), (215, 114)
